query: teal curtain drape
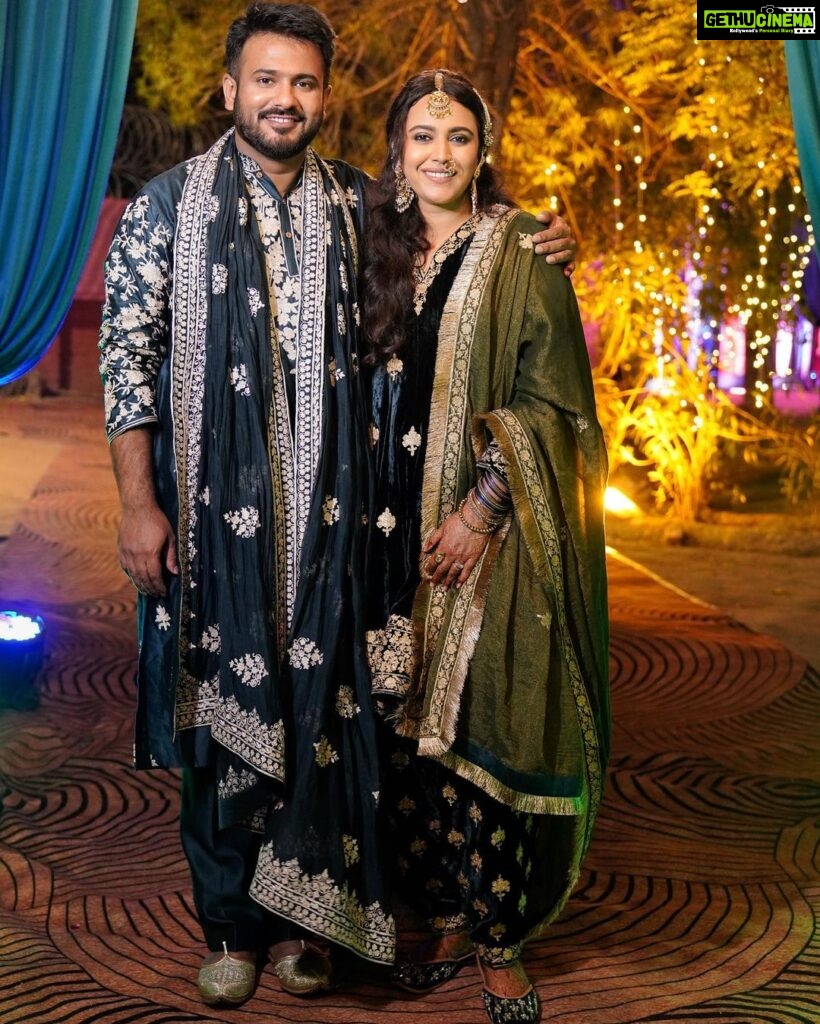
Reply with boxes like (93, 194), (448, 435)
(0, 0), (138, 385)
(785, 42), (820, 323)
(784, 41), (820, 235)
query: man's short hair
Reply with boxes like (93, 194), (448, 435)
(225, 2), (337, 83)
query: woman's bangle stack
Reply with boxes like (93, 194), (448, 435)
(458, 496), (498, 534)
(458, 472), (512, 535)
(475, 469), (511, 520)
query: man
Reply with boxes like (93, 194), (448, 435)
(100, 1), (575, 1009)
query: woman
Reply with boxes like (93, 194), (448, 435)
(363, 70), (610, 1024)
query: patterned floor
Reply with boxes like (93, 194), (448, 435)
(0, 397), (818, 1024)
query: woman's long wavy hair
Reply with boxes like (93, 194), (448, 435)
(363, 69), (512, 364)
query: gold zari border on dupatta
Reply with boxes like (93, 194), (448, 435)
(210, 699), (286, 780)
(293, 150), (327, 564)
(171, 133), (224, 681)
(399, 209), (517, 756)
(417, 210), (515, 537)
(266, 311), (294, 655)
(250, 848), (396, 964)
(267, 149), (333, 641)
(174, 668), (219, 730)
(168, 136), (331, 783)
(483, 407), (603, 838)
(434, 747), (585, 817)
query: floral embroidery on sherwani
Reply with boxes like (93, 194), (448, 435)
(288, 637), (324, 668)
(99, 191), (175, 440)
(335, 685), (360, 718)
(313, 736), (339, 767)
(229, 653), (268, 687)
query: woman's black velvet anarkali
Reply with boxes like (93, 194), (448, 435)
(367, 235), (554, 965)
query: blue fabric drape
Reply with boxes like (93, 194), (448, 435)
(785, 42), (820, 237)
(785, 42), (820, 323)
(0, 0), (137, 385)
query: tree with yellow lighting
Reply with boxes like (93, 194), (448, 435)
(128, 0), (813, 520)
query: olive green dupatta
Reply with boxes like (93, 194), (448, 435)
(398, 208), (610, 918)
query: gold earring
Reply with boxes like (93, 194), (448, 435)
(470, 162), (482, 216)
(394, 165), (415, 213)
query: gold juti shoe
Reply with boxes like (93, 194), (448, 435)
(197, 943), (257, 1006)
(270, 939), (333, 995)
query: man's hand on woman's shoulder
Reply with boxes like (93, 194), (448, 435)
(531, 210), (576, 278)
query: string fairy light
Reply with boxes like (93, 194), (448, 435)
(597, 38), (812, 408)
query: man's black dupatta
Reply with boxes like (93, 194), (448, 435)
(167, 131), (392, 962)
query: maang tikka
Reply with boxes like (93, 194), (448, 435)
(427, 70), (495, 153)
(426, 72), (453, 119)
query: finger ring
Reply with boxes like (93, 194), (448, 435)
(434, 553), (445, 564)
(453, 561), (465, 571)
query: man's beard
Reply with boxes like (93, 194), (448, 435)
(233, 98), (324, 162)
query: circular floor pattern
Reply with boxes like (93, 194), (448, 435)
(1, 398), (818, 1024)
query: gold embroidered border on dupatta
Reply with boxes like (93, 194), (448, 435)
(267, 149), (333, 638)
(396, 208), (517, 755)
(273, 153), (359, 633)
(175, 669), (219, 730)
(168, 135), (335, 779)
(266, 308), (294, 655)
(251, 848), (395, 964)
(171, 132), (224, 733)
(321, 156), (360, 275)
(434, 748), (585, 817)
(292, 150), (327, 567)
(480, 408), (604, 836)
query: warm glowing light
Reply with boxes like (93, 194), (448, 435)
(604, 488), (641, 519)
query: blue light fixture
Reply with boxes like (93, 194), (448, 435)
(0, 610), (46, 710)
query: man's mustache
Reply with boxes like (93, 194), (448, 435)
(258, 106), (304, 121)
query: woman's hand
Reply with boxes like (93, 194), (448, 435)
(422, 510), (491, 589)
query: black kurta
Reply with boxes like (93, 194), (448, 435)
(367, 238), (469, 628)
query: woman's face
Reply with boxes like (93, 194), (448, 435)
(400, 95), (481, 217)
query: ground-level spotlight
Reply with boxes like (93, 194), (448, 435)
(0, 610), (46, 710)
